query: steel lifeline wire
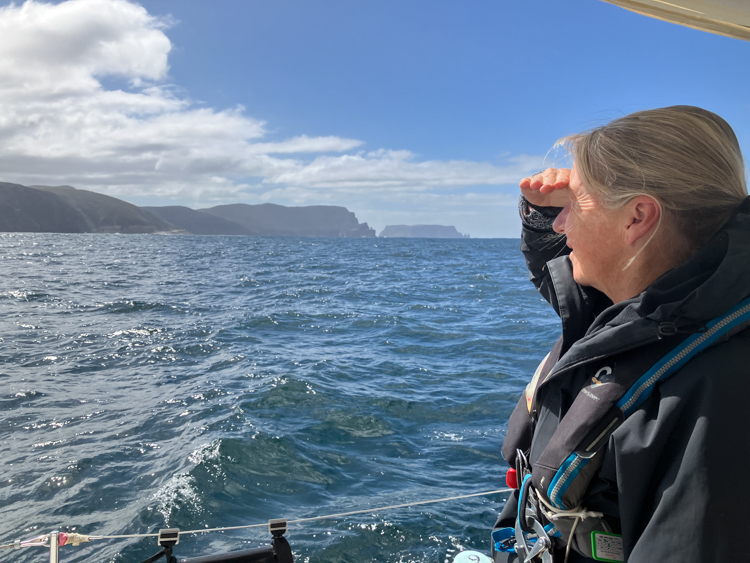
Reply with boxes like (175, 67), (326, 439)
(0, 488), (513, 555)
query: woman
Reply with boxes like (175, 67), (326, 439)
(494, 106), (750, 562)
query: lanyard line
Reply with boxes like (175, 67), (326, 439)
(180, 488), (514, 535)
(3, 488), (514, 546)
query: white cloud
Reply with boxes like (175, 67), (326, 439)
(0, 0), (542, 236)
(248, 135), (364, 154)
(267, 150), (540, 189)
(0, 0), (171, 93)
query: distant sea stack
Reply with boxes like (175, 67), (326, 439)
(378, 225), (469, 238)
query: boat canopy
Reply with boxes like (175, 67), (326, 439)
(602, 0), (750, 41)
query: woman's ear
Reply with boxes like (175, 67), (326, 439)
(624, 195), (661, 247)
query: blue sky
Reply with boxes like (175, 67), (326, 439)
(1, 0), (749, 237)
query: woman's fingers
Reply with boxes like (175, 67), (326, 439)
(520, 168), (571, 194)
(553, 168), (571, 189)
(520, 168), (572, 208)
(541, 168), (559, 191)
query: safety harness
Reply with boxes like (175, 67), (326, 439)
(494, 295), (750, 562)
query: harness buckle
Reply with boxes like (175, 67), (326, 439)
(514, 476), (555, 563)
(514, 514), (554, 563)
(515, 449), (531, 482)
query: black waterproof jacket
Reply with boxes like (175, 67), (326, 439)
(494, 198), (750, 562)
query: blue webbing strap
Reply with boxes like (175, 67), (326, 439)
(617, 296), (750, 415)
(492, 528), (515, 553)
(547, 296), (750, 509)
(492, 525), (560, 554)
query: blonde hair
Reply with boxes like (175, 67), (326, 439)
(564, 106), (747, 255)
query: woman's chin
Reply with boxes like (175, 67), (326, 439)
(573, 272), (590, 287)
(570, 263), (591, 288)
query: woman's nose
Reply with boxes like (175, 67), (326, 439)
(553, 206), (569, 234)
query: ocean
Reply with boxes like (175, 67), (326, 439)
(0, 234), (561, 563)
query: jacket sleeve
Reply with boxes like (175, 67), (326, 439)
(600, 331), (750, 562)
(518, 196), (569, 309)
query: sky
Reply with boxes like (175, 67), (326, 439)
(0, 0), (749, 237)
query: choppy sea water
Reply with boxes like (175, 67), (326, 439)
(0, 234), (560, 563)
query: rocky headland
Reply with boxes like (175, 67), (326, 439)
(199, 203), (375, 238)
(0, 182), (376, 237)
(1, 182), (171, 234)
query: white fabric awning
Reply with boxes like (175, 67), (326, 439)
(602, 0), (750, 41)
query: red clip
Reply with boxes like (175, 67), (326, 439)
(506, 468), (518, 489)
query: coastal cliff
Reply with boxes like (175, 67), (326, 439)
(0, 182), (171, 233)
(142, 206), (257, 236)
(0, 182), (376, 237)
(200, 203), (375, 237)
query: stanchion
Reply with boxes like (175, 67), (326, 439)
(49, 533), (59, 563)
